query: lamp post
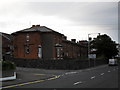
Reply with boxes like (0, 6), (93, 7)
(0, 33), (2, 61)
(88, 33), (100, 67)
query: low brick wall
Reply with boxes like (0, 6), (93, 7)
(10, 58), (108, 70)
(2, 70), (15, 78)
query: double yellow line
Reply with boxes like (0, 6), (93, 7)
(2, 75), (60, 89)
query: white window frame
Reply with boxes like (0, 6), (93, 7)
(38, 45), (42, 58)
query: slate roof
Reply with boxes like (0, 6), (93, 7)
(18, 26), (53, 33)
(0, 32), (12, 40)
(12, 25), (64, 36)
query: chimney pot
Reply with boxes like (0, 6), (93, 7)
(71, 39), (76, 43)
(32, 25), (36, 27)
(36, 25), (40, 27)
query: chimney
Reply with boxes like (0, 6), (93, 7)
(62, 36), (67, 40)
(71, 39), (76, 43)
(36, 25), (40, 27)
(32, 25), (40, 27)
(32, 25), (36, 27)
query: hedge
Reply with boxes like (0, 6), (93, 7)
(1, 60), (16, 70)
(10, 58), (108, 70)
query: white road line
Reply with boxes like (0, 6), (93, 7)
(100, 73), (104, 75)
(73, 81), (82, 85)
(113, 69), (116, 71)
(91, 76), (95, 79)
(65, 72), (77, 75)
(108, 71), (111, 72)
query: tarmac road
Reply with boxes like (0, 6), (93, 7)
(2, 64), (119, 89)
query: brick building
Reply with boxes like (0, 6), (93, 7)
(12, 31), (42, 59)
(12, 25), (88, 60)
(62, 39), (80, 59)
(12, 25), (64, 60)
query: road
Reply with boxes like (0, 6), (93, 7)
(2, 65), (118, 89)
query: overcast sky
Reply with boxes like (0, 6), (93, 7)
(0, 0), (119, 43)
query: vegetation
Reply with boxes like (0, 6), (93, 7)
(90, 34), (118, 60)
(1, 60), (16, 70)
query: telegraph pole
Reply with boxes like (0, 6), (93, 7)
(88, 33), (100, 67)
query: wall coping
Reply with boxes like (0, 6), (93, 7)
(0, 72), (16, 81)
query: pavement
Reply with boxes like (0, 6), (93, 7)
(2, 67), (58, 87)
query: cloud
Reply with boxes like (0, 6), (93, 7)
(0, 1), (118, 42)
(23, 2), (118, 25)
(0, 2), (117, 25)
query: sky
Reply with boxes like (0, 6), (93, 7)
(0, 0), (119, 43)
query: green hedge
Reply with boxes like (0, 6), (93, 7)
(11, 58), (108, 70)
(1, 60), (16, 70)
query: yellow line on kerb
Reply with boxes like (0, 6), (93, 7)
(2, 75), (60, 89)
(2, 80), (44, 89)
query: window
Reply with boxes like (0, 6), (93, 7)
(38, 45), (42, 58)
(26, 34), (30, 42)
(57, 48), (60, 57)
(25, 46), (30, 54)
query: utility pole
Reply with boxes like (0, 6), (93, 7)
(0, 33), (2, 61)
(88, 33), (100, 67)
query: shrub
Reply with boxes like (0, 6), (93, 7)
(1, 60), (16, 70)
(96, 55), (106, 60)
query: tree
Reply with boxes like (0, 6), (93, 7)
(90, 34), (118, 59)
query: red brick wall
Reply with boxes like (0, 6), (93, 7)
(12, 31), (88, 60)
(62, 41), (81, 59)
(62, 41), (72, 58)
(13, 32), (42, 59)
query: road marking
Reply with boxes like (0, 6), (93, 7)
(2, 80), (45, 89)
(113, 69), (116, 71)
(100, 73), (104, 75)
(108, 71), (111, 72)
(47, 77), (56, 80)
(61, 74), (64, 76)
(91, 76), (95, 79)
(2, 75), (60, 89)
(65, 72), (77, 75)
(47, 75), (60, 80)
(73, 81), (82, 85)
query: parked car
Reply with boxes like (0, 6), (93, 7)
(108, 59), (118, 66)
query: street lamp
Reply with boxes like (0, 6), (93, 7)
(88, 33), (100, 67)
